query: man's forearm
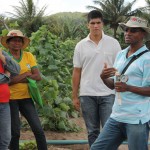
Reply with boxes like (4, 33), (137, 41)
(72, 79), (80, 99)
(72, 86), (79, 99)
(127, 85), (150, 96)
(72, 68), (81, 99)
(102, 78), (114, 90)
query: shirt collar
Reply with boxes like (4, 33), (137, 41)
(85, 31), (105, 42)
(123, 45), (148, 58)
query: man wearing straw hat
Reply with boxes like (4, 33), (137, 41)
(91, 16), (150, 150)
(1, 30), (47, 150)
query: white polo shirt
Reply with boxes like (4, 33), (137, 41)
(73, 32), (121, 96)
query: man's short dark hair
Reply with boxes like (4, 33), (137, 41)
(87, 10), (103, 23)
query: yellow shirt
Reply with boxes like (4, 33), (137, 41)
(9, 51), (37, 99)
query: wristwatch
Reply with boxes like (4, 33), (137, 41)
(120, 75), (128, 82)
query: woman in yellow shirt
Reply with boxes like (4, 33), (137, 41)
(1, 30), (47, 150)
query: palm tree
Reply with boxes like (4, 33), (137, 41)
(8, 0), (47, 36)
(0, 16), (9, 30)
(44, 12), (88, 41)
(86, 0), (137, 38)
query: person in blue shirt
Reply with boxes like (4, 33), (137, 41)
(91, 16), (150, 150)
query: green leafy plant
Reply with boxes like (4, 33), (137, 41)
(19, 141), (37, 150)
(29, 25), (80, 131)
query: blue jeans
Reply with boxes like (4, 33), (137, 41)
(0, 103), (11, 150)
(80, 95), (115, 147)
(91, 118), (149, 150)
(9, 98), (47, 150)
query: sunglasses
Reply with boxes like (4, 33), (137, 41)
(124, 27), (145, 33)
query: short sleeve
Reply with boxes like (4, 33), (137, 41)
(142, 59), (150, 87)
(73, 44), (82, 68)
(27, 52), (37, 69)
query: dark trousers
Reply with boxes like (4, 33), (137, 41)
(9, 98), (47, 150)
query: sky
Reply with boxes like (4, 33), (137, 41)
(0, 0), (147, 17)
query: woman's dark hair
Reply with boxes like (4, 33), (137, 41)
(87, 10), (103, 23)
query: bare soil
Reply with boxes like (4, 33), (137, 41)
(20, 117), (149, 150)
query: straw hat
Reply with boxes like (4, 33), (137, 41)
(119, 16), (150, 40)
(1, 30), (30, 49)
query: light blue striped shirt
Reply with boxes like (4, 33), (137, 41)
(111, 45), (150, 124)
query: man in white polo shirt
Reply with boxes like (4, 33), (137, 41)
(91, 16), (150, 150)
(72, 10), (121, 147)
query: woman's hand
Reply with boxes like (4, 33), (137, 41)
(4, 70), (10, 77)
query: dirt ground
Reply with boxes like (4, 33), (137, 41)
(20, 117), (150, 150)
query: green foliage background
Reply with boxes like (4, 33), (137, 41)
(29, 25), (81, 131)
(0, 12), (88, 132)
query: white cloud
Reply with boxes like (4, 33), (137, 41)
(132, 0), (147, 10)
(0, 0), (147, 17)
